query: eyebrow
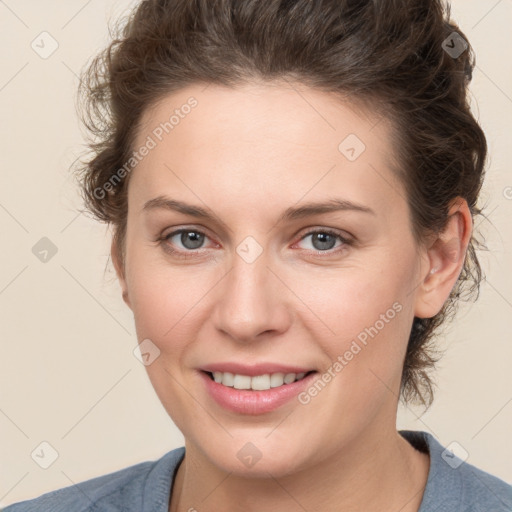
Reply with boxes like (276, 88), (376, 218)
(142, 195), (376, 223)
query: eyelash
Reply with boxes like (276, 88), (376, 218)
(156, 227), (353, 260)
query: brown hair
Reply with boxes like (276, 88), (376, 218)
(74, 0), (488, 409)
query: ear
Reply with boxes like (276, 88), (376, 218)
(414, 197), (472, 319)
(111, 238), (132, 310)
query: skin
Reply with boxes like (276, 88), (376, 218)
(111, 80), (472, 512)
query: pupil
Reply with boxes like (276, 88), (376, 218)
(182, 231), (204, 249)
(313, 233), (336, 251)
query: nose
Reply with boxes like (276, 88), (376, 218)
(212, 246), (293, 344)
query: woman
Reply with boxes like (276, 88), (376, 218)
(4, 0), (511, 511)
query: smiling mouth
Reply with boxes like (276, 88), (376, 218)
(203, 370), (317, 391)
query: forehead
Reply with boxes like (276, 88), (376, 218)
(134, 80), (390, 153)
(128, 81), (403, 219)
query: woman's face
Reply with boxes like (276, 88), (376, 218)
(114, 81), (433, 476)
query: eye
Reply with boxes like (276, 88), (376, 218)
(157, 227), (353, 260)
(167, 229), (207, 250)
(157, 228), (215, 259)
(295, 229), (352, 254)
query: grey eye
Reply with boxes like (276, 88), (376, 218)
(169, 230), (206, 250)
(298, 231), (343, 251)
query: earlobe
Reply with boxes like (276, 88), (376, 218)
(111, 239), (132, 310)
(122, 289), (131, 308)
(413, 198), (472, 319)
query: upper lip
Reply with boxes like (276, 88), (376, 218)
(199, 362), (316, 376)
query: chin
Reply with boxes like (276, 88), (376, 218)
(201, 437), (311, 478)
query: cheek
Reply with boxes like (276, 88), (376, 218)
(130, 273), (197, 339)
(290, 257), (412, 396)
(125, 261), (215, 428)
(290, 278), (410, 440)
(294, 260), (408, 345)
(127, 235), (415, 372)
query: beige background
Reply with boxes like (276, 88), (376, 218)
(0, 0), (511, 507)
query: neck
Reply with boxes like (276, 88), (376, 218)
(169, 424), (430, 512)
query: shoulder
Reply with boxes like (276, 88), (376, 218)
(2, 446), (185, 512)
(400, 430), (512, 512)
(454, 458), (512, 512)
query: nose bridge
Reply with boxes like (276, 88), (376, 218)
(213, 238), (290, 342)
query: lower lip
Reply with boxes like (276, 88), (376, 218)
(199, 371), (318, 415)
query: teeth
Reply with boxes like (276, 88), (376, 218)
(233, 374), (251, 390)
(211, 371), (310, 391)
(270, 372), (285, 388)
(283, 373), (296, 384)
(251, 374), (271, 390)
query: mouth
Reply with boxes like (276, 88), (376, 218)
(199, 367), (320, 415)
(202, 370), (317, 391)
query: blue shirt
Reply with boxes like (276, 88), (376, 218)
(3, 430), (512, 511)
